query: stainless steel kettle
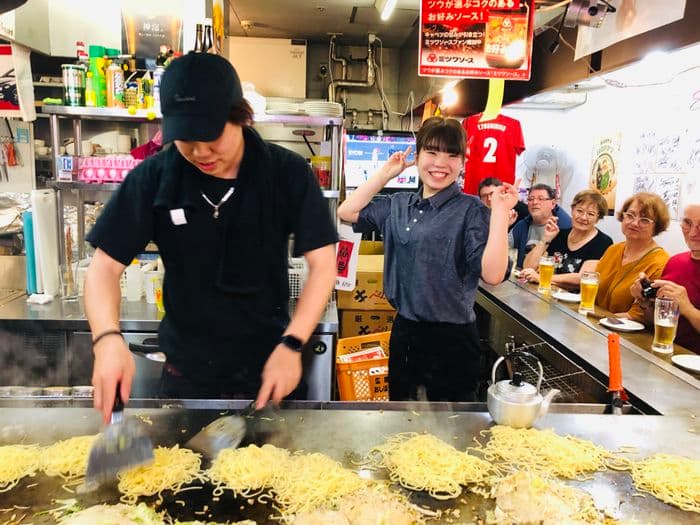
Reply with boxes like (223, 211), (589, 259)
(486, 351), (559, 428)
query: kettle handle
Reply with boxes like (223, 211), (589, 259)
(491, 351), (544, 393)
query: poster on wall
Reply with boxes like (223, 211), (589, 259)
(121, 0), (184, 59)
(633, 175), (681, 219)
(589, 134), (621, 215)
(418, 0), (535, 80)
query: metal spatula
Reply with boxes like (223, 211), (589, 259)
(84, 388), (154, 490)
(185, 402), (255, 459)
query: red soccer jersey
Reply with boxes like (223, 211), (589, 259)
(462, 113), (525, 195)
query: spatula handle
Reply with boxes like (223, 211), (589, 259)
(113, 386), (124, 413)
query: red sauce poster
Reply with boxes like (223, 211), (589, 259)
(419, 0), (535, 80)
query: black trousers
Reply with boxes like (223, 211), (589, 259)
(388, 315), (484, 402)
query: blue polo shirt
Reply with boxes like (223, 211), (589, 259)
(353, 183), (490, 324)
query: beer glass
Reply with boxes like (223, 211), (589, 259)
(578, 271), (600, 314)
(538, 255), (555, 294)
(652, 297), (680, 355)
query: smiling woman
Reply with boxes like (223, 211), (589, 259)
(337, 116), (518, 401)
(595, 192), (670, 317)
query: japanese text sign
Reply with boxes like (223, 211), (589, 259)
(419, 0), (535, 80)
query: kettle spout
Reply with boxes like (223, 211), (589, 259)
(538, 388), (560, 418)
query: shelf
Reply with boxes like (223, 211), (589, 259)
(33, 82), (64, 88)
(50, 181), (121, 192)
(254, 113), (343, 127)
(41, 105), (162, 122)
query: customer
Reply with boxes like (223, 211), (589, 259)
(337, 116), (518, 402)
(509, 183), (572, 268)
(520, 190), (612, 289)
(596, 192), (669, 317)
(478, 177), (528, 229)
(630, 203), (700, 352)
(85, 53), (338, 422)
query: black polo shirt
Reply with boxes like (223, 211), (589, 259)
(87, 127), (338, 373)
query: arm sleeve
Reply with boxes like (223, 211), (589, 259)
(353, 196), (392, 235)
(513, 119), (525, 155)
(285, 154), (339, 256)
(85, 162), (158, 265)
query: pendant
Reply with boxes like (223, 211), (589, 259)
(213, 208), (220, 219)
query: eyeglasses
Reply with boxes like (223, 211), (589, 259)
(527, 196), (553, 203)
(573, 208), (598, 220)
(681, 218), (700, 231)
(622, 212), (654, 226)
(479, 191), (495, 201)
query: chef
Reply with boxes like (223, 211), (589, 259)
(84, 52), (338, 422)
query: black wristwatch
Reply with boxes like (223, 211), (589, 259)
(279, 334), (304, 352)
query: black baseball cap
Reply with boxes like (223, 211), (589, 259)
(160, 52), (243, 143)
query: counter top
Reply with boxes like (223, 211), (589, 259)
(478, 279), (700, 417)
(0, 296), (338, 333)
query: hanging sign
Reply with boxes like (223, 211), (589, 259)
(418, 0), (535, 80)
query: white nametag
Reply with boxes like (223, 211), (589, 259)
(169, 208), (187, 225)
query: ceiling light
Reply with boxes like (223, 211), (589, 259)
(375, 0), (398, 21)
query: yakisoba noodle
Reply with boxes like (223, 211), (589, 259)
(118, 445), (206, 504)
(270, 451), (368, 518)
(369, 432), (497, 499)
(631, 453), (700, 513)
(0, 444), (40, 492)
(208, 444), (290, 497)
(473, 425), (621, 479)
(41, 435), (98, 480)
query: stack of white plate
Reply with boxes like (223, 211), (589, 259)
(266, 101), (305, 115)
(302, 101), (343, 117)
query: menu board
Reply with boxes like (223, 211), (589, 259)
(418, 0), (535, 80)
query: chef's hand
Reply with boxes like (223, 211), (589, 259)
(520, 267), (540, 284)
(256, 344), (302, 410)
(654, 279), (693, 315)
(92, 336), (135, 424)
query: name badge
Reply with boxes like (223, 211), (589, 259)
(169, 208), (187, 225)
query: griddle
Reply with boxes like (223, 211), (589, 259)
(0, 399), (697, 524)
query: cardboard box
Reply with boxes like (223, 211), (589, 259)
(340, 309), (396, 338)
(359, 240), (384, 255)
(337, 254), (393, 310)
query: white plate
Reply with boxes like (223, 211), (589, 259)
(265, 109), (307, 116)
(671, 354), (700, 373)
(600, 317), (646, 332)
(553, 291), (581, 303)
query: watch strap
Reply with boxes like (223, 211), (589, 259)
(279, 334), (304, 352)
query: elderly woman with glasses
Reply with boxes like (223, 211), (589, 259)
(595, 192), (670, 317)
(520, 190), (613, 289)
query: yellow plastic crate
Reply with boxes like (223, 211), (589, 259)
(336, 331), (390, 401)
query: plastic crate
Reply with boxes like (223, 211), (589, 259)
(288, 258), (307, 300)
(336, 331), (390, 401)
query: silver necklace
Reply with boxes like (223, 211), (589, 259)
(201, 187), (235, 219)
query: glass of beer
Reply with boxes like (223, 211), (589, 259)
(578, 271), (600, 314)
(538, 255), (555, 294)
(652, 298), (680, 355)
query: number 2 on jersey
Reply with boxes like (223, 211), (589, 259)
(483, 137), (498, 163)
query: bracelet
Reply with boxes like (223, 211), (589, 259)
(92, 329), (123, 346)
(540, 240), (551, 246)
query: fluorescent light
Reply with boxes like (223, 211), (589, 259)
(376, 0), (398, 21)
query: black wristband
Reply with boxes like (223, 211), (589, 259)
(92, 329), (123, 346)
(279, 334), (304, 352)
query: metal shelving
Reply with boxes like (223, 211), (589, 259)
(43, 106), (344, 265)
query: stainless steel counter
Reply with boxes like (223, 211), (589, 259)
(0, 296), (339, 333)
(0, 400), (697, 524)
(478, 279), (700, 417)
